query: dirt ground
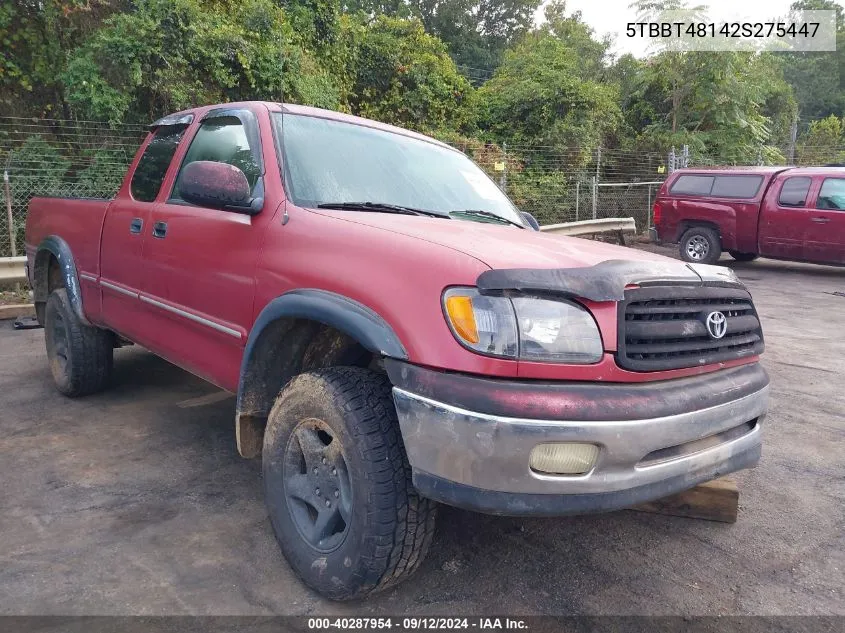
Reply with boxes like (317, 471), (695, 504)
(0, 247), (843, 616)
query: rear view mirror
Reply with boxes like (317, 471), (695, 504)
(179, 161), (260, 214)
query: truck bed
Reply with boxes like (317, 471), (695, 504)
(25, 197), (112, 277)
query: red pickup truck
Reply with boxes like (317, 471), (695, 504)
(653, 166), (845, 265)
(25, 102), (769, 600)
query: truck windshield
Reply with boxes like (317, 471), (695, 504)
(273, 113), (524, 226)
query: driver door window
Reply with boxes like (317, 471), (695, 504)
(171, 116), (262, 201)
(817, 178), (845, 211)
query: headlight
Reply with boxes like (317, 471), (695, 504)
(442, 287), (603, 363)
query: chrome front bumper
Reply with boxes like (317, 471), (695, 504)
(392, 383), (767, 516)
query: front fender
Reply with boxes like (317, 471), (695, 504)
(244, 288), (407, 365)
(234, 289), (408, 457)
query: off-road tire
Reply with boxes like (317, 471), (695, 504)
(679, 226), (722, 265)
(728, 251), (759, 262)
(262, 367), (437, 600)
(44, 288), (114, 397)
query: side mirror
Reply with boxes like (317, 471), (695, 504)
(179, 161), (260, 214)
(521, 211), (540, 231)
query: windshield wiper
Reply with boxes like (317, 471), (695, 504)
(449, 209), (525, 228)
(317, 201), (449, 218)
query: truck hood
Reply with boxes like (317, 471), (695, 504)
(316, 211), (665, 269)
(317, 211), (741, 300)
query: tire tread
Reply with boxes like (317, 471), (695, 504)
(45, 289), (113, 397)
(265, 366), (436, 600)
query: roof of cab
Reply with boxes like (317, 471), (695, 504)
(671, 165), (845, 177)
(151, 101), (457, 152)
(671, 166), (787, 175)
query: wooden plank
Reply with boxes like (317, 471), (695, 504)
(630, 477), (739, 523)
(176, 391), (234, 408)
(0, 303), (35, 321)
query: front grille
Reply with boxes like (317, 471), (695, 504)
(617, 286), (764, 371)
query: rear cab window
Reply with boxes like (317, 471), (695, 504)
(669, 174), (763, 199)
(130, 125), (188, 202)
(711, 175), (763, 198)
(670, 175), (714, 196)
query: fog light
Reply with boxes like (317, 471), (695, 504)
(529, 443), (599, 475)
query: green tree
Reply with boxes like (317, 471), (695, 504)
(796, 115), (845, 164)
(782, 0), (845, 121)
(343, 15), (473, 133)
(628, 51), (796, 163)
(62, 0), (341, 123)
(476, 27), (621, 163)
(342, 0), (542, 73)
(0, 0), (124, 118)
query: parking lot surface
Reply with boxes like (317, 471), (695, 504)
(1, 252), (843, 615)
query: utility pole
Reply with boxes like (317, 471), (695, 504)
(500, 143), (508, 192)
(4, 171), (15, 258)
(575, 181), (580, 221)
(788, 113), (798, 165)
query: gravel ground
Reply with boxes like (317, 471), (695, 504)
(0, 248), (843, 616)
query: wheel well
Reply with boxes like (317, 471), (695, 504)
(47, 256), (63, 293)
(33, 252), (63, 325)
(235, 318), (377, 458)
(678, 221), (721, 243)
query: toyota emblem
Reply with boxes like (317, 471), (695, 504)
(705, 311), (727, 339)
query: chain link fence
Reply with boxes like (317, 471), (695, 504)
(3, 115), (845, 258)
(0, 117), (147, 257)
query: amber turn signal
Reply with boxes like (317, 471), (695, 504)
(444, 295), (479, 344)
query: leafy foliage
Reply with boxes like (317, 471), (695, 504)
(61, 0), (342, 123)
(796, 115), (845, 164)
(476, 7), (622, 165)
(1, 0), (843, 199)
(782, 0), (845, 121)
(344, 0), (542, 70)
(628, 51), (795, 163)
(343, 15), (473, 133)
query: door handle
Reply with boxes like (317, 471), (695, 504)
(811, 217), (830, 224)
(152, 221), (168, 238)
(129, 218), (143, 234)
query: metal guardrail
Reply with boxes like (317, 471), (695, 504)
(540, 217), (637, 237)
(0, 256), (26, 284)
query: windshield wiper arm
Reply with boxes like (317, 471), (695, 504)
(449, 209), (526, 228)
(317, 201), (449, 218)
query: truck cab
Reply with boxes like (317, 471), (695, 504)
(653, 166), (845, 265)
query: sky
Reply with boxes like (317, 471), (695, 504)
(550, 0), (845, 58)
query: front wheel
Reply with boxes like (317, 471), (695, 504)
(262, 367), (437, 600)
(729, 251), (759, 262)
(679, 226), (722, 265)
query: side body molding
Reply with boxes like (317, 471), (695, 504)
(33, 235), (90, 325)
(234, 289), (408, 458)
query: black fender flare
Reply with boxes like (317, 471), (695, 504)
(236, 288), (407, 410)
(33, 235), (89, 325)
